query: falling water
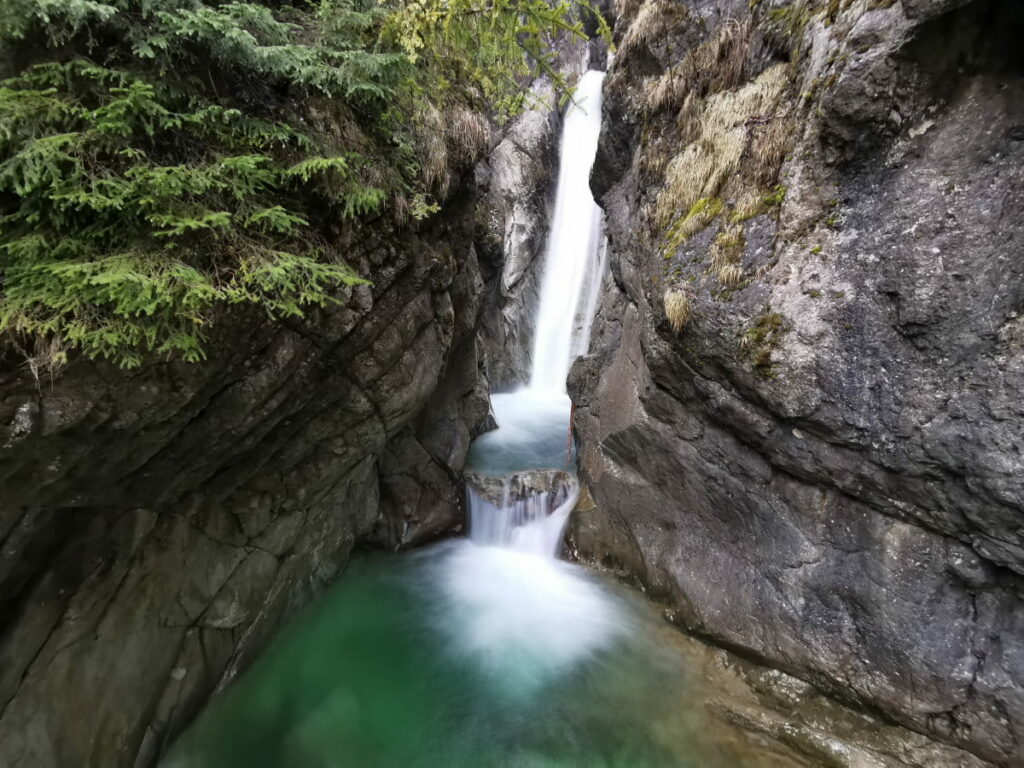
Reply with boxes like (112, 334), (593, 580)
(528, 69), (606, 395)
(467, 68), (607, 558)
(467, 475), (581, 557)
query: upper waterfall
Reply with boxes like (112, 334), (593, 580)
(465, 67), (606, 559)
(528, 70), (606, 394)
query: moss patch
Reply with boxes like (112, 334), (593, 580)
(740, 308), (788, 375)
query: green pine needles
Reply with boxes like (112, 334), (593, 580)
(0, 0), (606, 368)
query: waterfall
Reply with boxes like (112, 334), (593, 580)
(467, 474), (581, 557)
(467, 67), (606, 559)
(528, 69), (606, 394)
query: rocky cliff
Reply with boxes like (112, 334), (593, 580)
(0, 187), (495, 766)
(570, 0), (1024, 764)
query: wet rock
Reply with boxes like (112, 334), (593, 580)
(0, 199), (489, 765)
(574, 0), (1024, 764)
(465, 468), (576, 507)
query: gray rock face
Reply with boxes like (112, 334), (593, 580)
(572, 0), (1024, 764)
(0, 198), (489, 765)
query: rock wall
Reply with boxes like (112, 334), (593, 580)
(570, 0), (1024, 764)
(0, 185), (492, 766)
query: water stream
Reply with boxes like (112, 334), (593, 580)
(528, 69), (606, 395)
(163, 68), (803, 768)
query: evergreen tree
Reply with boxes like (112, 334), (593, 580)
(0, 0), (606, 368)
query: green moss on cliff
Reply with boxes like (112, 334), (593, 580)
(740, 308), (788, 375)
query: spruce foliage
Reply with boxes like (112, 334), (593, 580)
(0, 0), (605, 368)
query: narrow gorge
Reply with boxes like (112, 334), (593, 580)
(0, 0), (1021, 766)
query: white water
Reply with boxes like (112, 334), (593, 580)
(466, 69), (607, 562)
(439, 541), (624, 692)
(528, 69), (607, 395)
(468, 479), (580, 557)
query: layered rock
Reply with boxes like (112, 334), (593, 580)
(571, 0), (1024, 764)
(0, 189), (492, 765)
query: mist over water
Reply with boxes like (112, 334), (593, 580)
(163, 541), (737, 768)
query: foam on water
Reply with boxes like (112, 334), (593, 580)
(437, 542), (626, 690)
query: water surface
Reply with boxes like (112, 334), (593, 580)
(466, 391), (575, 476)
(164, 541), (747, 768)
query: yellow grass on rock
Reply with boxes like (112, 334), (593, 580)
(655, 63), (790, 228)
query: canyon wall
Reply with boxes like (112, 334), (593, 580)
(570, 0), (1024, 764)
(0, 198), (488, 766)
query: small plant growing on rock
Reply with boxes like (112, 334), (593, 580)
(763, 184), (787, 206)
(718, 264), (744, 288)
(710, 223), (746, 271)
(664, 197), (724, 254)
(664, 289), (693, 333)
(740, 308), (787, 374)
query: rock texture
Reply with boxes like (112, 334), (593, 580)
(0, 190), (490, 766)
(639, 613), (992, 768)
(571, 0), (1024, 764)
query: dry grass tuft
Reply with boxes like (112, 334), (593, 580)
(447, 105), (489, 165)
(664, 289), (693, 333)
(644, 17), (753, 115)
(703, 17), (754, 95)
(620, 0), (690, 60)
(646, 70), (687, 114)
(654, 63), (789, 229)
(413, 103), (490, 198)
(750, 114), (792, 186)
(731, 188), (767, 223)
(9, 333), (68, 387)
(415, 103), (449, 195)
(614, 0), (645, 26)
(710, 222), (745, 271)
(717, 264), (744, 288)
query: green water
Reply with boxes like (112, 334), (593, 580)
(163, 541), (744, 768)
